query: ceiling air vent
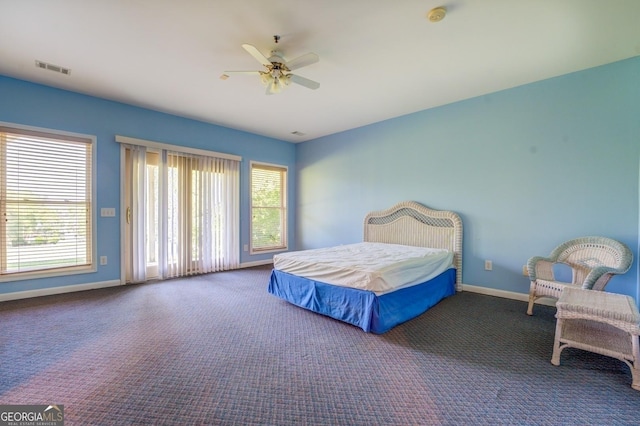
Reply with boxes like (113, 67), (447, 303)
(35, 60), (71, 76)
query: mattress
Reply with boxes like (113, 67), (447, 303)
(273, 242), (454, 295)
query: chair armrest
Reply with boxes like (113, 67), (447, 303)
(527, 256), (555, 282)
(582, 266), (620, 290)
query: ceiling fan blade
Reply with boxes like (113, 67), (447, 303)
(222, 71), (261, 75)
(242, 44), (272, 67)
(285, 52), (319, 71)
(289, 74), (320, 90)
(220, 70), (260, 80)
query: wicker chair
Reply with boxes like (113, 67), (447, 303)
(526, 236), (633, 316)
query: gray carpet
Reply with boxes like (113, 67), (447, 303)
(1, 265), (638, 425)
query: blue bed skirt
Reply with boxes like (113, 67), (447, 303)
(268, 268), (456, 334)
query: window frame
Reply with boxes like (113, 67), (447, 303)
(0, 121), (97, 282)
(249, 161), (288, 255)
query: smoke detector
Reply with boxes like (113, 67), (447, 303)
(427, 7), (447, 23)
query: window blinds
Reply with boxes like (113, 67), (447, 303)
(251, 163), (287, 251)
(0, 126), (93, 277)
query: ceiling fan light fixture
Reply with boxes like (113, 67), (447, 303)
(269, 79), (283, 94)
(263, 74), (281, 94)
(224, 42), (320, 94)
(259, 71), (273, 86)
(261, 70), (293, 94)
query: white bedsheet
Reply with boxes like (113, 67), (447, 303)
(273, 242), (454, 295)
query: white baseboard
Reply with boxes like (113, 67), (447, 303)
(0, 279), (122, 302)
(1, 262), (273, 303)
(462, 283), (556, 307)
(239, 259), (273, 268)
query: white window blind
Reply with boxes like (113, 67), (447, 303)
(251, 162), (287, 252)
(0, 125), (94, 279)
(164, 151), (240, 278)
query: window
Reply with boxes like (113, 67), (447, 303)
(0, 123), (95, 280)
(250, 162), (287, 253)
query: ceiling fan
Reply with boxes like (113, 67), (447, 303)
(222, 35), (320, 95)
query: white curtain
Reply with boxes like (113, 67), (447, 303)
(126, 145), (147, 283)
(162, 152), (241, 278)
(125, 146), (239, 282)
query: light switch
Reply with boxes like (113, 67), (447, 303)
(100, 208), (116, 217)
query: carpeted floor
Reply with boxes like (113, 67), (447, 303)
(1, 265), (638, 425)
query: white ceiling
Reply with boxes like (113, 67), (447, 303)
(1, 0), (639, 143)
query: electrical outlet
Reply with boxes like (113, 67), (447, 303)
(100, 256), (107, 265)
(484, 260), (492, 271)
(243, 244), (249, 252)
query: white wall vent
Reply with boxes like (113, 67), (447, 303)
(35, 60), (71, 75)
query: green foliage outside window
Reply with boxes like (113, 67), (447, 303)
(251, 164), (286, 251)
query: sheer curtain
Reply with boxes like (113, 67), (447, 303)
(128, 145), (147, 282)
(162, 152), (240, 278)
(124, 145), (240, 283)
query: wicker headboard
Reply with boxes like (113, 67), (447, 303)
(363, 201), (463, 290)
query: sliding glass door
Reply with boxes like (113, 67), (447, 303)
(123, 145), (239, 283)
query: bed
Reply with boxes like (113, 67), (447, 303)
(268, 201), (463, 334)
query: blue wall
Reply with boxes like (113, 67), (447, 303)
(0, 75), (296, 295)
(296, 57), (640, 300)
(2, 56), (639, 301)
